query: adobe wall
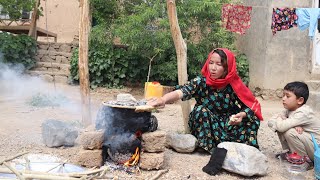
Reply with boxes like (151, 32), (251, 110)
(236, 0), (313, 90)
(37, 0), (80, 43)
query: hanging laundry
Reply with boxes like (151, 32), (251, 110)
(296, 8), (320, 40)
(271, 8), (298, 35)
(221, 4), (252, 35)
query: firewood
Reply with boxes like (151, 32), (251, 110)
(149, 169), (169, 180)
(3, 162), (25, 180)
(0, 151), (29, 165)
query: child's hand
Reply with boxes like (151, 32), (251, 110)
(295, 126), (304, 134)
(267, 120), (277, 132)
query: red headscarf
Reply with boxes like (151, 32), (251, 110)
(201, 48), (263, 120)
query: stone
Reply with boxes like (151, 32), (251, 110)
(38, 44), (49, 50)
(41, 74), (54, 82)
(48, 50), (58, 56)
(76, 150), (102, 168)
(59, 44), (72, 53)
(275, 88), (283, 98)
(60, 56), (69, 64)
(79, 130), (104, 150)
(139, 152), (164, 170)
(217, 142), (268, 177)
(54, 75), (68, 84)
(166, 133), (197, 153)
(37, 49), (47, 55)
(141, 131), (166, 152)
(55, 56), (63, 63)
(42, 119), (79, 147)
(41, 56), (54, 62)
(48, 46), (56, 52)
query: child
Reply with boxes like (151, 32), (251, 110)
(268, 81), (320, 161)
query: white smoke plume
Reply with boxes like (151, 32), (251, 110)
(0, 51), (81, 113)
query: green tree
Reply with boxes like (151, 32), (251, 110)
(114, 0), (235, 85)
(0, 0), (37, 19)
(70, 0), (250, 88)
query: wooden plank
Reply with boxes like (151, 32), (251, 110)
(0, 25), (57, 38)
(79, 0), (92, 127)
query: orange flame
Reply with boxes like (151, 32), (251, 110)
(124, 147), (140, 167)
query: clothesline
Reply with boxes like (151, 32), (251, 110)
(192, 1), (269, 8)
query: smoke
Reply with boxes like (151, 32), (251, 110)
(0, 51), (81, 113)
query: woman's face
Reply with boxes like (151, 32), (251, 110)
(208, 52), (225, 79)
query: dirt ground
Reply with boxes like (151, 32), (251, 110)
(0, 81), (316, 180)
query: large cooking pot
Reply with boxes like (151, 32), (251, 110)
(95, 101), (158, 135)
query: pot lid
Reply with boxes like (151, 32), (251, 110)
(102, 101), (154, 112)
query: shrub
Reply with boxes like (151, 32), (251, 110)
(0, 33), (37, 70)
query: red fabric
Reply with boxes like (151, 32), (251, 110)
(222, 4), (252, 34)
(201, 48), (263, 120)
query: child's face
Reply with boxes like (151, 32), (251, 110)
(282, 90), (304, 111)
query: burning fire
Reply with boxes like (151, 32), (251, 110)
(124, 147), (140, 167)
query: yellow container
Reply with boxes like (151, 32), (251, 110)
(144, 82), (163, 99)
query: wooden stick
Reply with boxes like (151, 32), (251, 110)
(167, 0), (191, 133)
(46, 160), (68, 173)
(23, 174), (78, 180)
(3, 162), (25, 180)
(0, 151), (29, 165)
(24, 157), (30, 171)
(149, 169), (169, 180)
(0, 167), (105, 177)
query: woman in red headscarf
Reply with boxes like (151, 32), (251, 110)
(148, 48), (263, 169)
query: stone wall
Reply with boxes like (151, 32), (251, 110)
(28, 41), (78, 84)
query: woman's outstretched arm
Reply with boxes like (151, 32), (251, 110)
(147, 90), (183, 108)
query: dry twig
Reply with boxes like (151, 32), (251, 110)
(149, 169), (169, 180)
(3, 162), (25, 180)
(0, 151), (29, 165)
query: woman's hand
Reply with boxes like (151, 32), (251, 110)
(146, 97), (166, 108)
(228, 112), (246, 125)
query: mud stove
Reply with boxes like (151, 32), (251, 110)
(95, 101), (158, 166)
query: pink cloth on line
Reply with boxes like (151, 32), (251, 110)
(221, 4), (252, 34)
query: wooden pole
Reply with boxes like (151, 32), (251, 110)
(167, 0), (191, 133)
(28, 0), (40, 38)
(79, 0), (92, 127)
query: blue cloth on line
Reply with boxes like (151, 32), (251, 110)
(296, 8), (320, 40)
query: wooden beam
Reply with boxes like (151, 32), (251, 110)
(28, 0), (40, 38)
(167, 0), (191, 133)
(0, 25), (57, 38)
(79, 0), (92, 127)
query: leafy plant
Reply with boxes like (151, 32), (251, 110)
(236, 53), (249, 86)
(70, 45), (131, 88)
(0, 33), (37, 70)
(0, 0), (42, 19)
(113, 0), (235, 84)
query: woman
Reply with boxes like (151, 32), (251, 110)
(148, 48), (263, 175)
